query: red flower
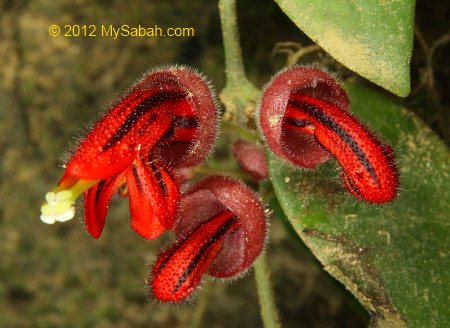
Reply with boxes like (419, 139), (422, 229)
(41, 66), (219, 239)
(150, 176), (267, 302)
(258, 66), (399, 203)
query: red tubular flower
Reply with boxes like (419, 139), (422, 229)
(40, 66), (219, 239)
(258, 66), (399, 203)
(150, 176), (267, 302)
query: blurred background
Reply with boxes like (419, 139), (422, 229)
(0, 0), (448, 327)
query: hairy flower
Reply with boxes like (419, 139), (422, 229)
(41, 66), (219, 239)
(258, 66), (399, 203)
(150, 176), (267, 302)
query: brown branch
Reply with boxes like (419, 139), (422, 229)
(272, 42), (321, 66)
(413, 25), (450, 103)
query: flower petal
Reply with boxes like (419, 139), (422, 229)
(65, 81), (179, 180)
(146, 162), (180, 229)
(289, 93), (399, 203)
(126, 157), (179, 239)
(83, 174), (124, 239)
(176, 176), (267, 278)
(151, 210), (237, 302)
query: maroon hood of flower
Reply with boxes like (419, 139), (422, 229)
(258, 65), (349, 169)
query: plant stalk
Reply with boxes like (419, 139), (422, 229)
(219, 0), (247, 87)
(190, 280), (211, 328)
(219, 1), (280, 326)
(221, 121), (260, 142)
(254, 254), (281, 328)
(218, 0), (259, 125)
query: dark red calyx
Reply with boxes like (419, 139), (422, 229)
(232, 139), (268, 181)
(258, 65), (399, 203)
(150, 176), (267, 302)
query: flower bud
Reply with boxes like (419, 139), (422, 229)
(232, 139), (268, 181)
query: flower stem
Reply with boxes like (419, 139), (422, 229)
(221, 121), (260, 142)
(254, 254), (281, 328)
(190, 280), (211, 328)
(218, 0), (259, 125)
(219, 0), (246, 87)
(219, 1), (280, 326)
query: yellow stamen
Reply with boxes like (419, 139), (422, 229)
(40, 179), (98, 224)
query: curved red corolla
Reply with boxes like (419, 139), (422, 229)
(40, 66), (219, 239)
(150, 176), (267, 302)
(258, 66), (399, 203)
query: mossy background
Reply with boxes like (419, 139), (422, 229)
(0, 0), (448, 327)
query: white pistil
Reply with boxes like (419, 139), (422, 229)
(40, 179), (97, 224)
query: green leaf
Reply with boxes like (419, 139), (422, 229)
(273, 0), (415, 97)
(268, 83), (449, 327)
